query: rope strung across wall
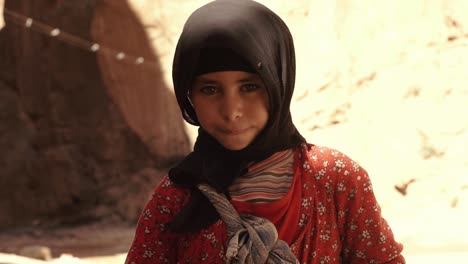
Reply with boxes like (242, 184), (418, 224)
(3, 8), (155, 67)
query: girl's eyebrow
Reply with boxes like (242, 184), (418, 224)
(239, 72), (261, 81)
(238, 77), (259, 83)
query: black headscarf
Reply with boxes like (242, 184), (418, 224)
(169, 0), (305, 233)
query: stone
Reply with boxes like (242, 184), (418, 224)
(18, 245), (52, 261)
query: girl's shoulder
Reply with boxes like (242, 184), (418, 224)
(155, 174), (189, 193)
(298, 143), (361, 166)
(145, 175), (191, 215)
(296, 143), (369, 185)
(156, 175), (191, 198)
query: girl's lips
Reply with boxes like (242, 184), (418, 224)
(220, 127), (250, 135)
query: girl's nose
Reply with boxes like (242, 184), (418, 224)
(220, 94), (242, 122)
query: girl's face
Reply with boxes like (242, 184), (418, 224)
(190, 71), (269, 150)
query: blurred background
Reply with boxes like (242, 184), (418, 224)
(0, 0), (467, 263)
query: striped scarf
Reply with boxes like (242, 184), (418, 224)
(229, 149), (294, 203)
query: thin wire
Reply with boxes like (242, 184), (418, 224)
(3, 8), (154, 67)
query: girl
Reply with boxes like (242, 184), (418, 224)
(125, 0), (405, 263)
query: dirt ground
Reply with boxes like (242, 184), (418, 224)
(0, 221), (132, 263)
(0, 221), (468, 263)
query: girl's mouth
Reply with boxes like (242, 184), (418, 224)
(221, 127), (250, 135)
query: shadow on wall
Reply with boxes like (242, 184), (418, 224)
(0, 0), (190, 229)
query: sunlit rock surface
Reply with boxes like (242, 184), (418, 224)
(132, 0), (468, 257)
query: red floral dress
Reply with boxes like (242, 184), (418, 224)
(125, 144), (405, 263)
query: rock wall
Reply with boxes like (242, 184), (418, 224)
(0, 0), (190, 228)
(91, 0), (190, 166)
(1, 0), (467, 254)
(131, 0), (468, 253)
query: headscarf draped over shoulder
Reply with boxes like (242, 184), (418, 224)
(169, 0), (305, 233)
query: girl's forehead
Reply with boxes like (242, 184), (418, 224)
(193, 71), (261, 82)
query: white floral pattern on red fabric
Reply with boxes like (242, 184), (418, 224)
(125, 144), (405, 264)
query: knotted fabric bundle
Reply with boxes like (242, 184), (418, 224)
(198, 184), (299, 264)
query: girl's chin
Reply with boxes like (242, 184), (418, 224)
(221, 143), (249, 151)
(218, 139), (252, 151)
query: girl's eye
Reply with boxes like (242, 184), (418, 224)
(241, 83), (259, 92)
(200, 86), (218, 95)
